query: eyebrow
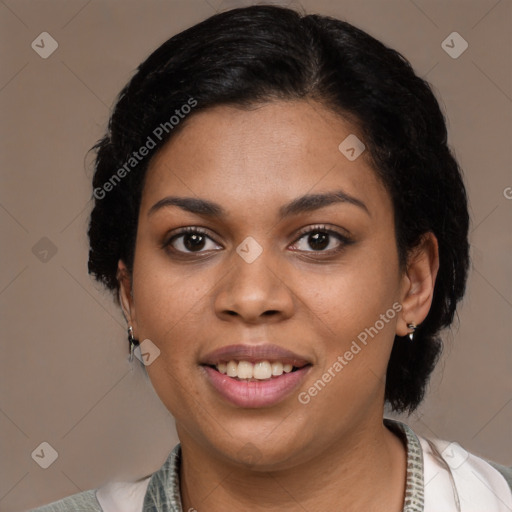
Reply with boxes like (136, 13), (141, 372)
(148, 189), (370, 219)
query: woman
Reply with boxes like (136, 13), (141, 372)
(32, 5), (511, 511)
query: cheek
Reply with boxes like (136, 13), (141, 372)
(131, 245), (212, 356)
(132, 254), (213, 420)
(293, 243), (401, 392)
(135, 281), (208, 348)
(293, 269), (400, 427)
(296, 252), (400, 337)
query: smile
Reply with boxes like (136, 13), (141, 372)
(200, 344), (312, 408)
(213, 359), (304, 380)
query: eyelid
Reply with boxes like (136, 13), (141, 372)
(289, 224), (354, 255)
(293, 223), (352, 242)
(162, 226), (223, 251)
(162, 224), (354, 255)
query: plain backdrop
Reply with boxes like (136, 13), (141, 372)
(0, 0), (511, 510)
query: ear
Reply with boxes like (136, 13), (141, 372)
(117, 260), (138, 335)
(397, 232), (440, 337)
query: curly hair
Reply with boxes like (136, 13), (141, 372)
(87, 5), (470, 414)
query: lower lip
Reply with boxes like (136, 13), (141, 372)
(202, 365), (311, 408)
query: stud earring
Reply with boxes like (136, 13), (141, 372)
(407, 323), (417, 341)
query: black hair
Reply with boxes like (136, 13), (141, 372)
(88, 5), (470, 414)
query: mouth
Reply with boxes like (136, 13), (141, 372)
(200, 344), (312, 408)
(204, 359), (309, 381)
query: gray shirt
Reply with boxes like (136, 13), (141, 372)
(30, 419), (512, 512)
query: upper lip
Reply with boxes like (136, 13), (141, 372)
(201, 344), (311, 367)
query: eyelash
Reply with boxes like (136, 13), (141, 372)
(163, 224), (353, 257)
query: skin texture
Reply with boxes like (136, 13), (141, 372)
(118, 100), (439, 511)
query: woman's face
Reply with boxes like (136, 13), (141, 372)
(123, 100), (411, 469)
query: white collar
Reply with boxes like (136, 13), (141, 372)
(418, 433), (512, 512)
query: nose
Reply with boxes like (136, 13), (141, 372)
(214, 244), (295, 324)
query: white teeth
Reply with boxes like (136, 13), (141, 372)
(253, 361), (272, 379)
(237, 361), (253, 379)
(227, 360), (238, 377)
(271, 361), (283, 376)
(215, 360), (299, 379)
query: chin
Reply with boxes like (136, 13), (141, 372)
(203, 425), (314, 472)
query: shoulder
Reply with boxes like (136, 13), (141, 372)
(386, 419), (512, 512)
(417, 430), (512, 511)
(28, 490), (102, 512)
(483, 460), (512, 490)
(96, 476), (151, 512)
(28, 446), (177, 512)
(29, 475), (152, 512)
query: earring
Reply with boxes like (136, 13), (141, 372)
(407, 323), (417, 341)
(128, 326), (136, 362)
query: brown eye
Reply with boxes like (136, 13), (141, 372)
(165, 228), (222, 254)
(290, 225), (352, 253)
(181, 232), (207, 251)
(306, 232), (330, 251)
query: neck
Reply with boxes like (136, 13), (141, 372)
(178, 418), (407, 512)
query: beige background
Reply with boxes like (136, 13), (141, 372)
(0, 0), (510, 510)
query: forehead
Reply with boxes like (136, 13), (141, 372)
(141, 100), (391, 218)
